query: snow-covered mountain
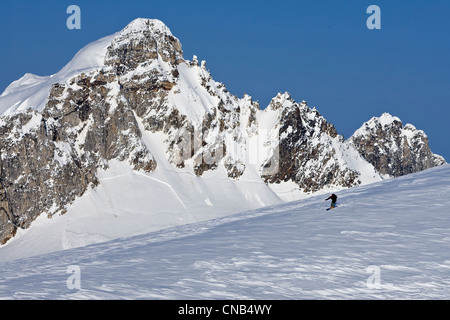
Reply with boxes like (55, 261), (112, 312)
(0, 18), (445, 248)
(260, 92), (381, 192)
(348, 113), (446, 178)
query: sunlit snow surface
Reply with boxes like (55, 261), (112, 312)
(0, 34), (116, 115)
(0, 164), (449, 299)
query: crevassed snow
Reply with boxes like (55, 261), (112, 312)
(0, 164), (449, 299)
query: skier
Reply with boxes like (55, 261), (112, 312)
(325, 193), (338, 210)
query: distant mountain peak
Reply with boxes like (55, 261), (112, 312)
(352, 113), (401, 137)
(349, 113), (446, 177)
(105, 18), (183, 72)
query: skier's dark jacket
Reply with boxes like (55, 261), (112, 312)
(326, 194), (337, 203)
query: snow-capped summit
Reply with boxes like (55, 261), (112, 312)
(105, 18), (183, 72)
(351, 112), (401, 138)
(0, 18), (177, 116)
(120, 18), (172, 35)
(377, 112), (401, 127)
(267, 92), (295, 110)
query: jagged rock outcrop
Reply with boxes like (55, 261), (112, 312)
(259, 93), (381, 192)
(0, 18), (445, 244)
(349, 113), (446, 177)
(105, 18), (184, 72)
(0, 71), (156, 243)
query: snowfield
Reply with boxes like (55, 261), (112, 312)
(0, 33), (117, 115)
(0, 164), (449, 299)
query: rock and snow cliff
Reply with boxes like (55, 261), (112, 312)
(349, 113), (446, 178)
(0, 18), (445, 246)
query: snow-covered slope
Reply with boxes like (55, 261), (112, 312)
(0, 137), (283, 262)
(0, 164), (449, 299)
(0, 34), (116, 115)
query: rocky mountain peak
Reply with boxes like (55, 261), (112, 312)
(105, 18), (183, 74)
(352, 112), (402, 137)
(267, 92), (295, 111)
(120, 18), (172, 35)
(349, 113), (446, 177)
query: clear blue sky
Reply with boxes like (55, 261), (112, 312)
(1, 0), (449, 160)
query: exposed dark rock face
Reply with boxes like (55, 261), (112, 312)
(0, 71), (157, 243)
(349, 113), (446, 177)
(260, 93), (367, 193)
